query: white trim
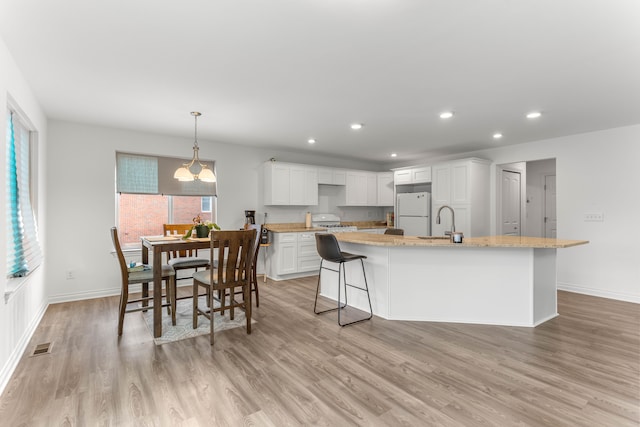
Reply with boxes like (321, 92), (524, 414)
(48, 287), (120, 304)
(0, 300), (48, 396)
(558, 282), (640, 304)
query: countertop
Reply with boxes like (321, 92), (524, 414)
(334, 232), (589, 249)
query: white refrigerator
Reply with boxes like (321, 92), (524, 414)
(396, 192), (431, 236)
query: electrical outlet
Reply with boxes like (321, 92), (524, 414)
(66, 270), (75, 279)
(583, 212), (604, 222)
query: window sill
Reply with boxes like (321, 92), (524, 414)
(5, 275), (29, 304)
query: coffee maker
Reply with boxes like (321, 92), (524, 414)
(245, 210), (256, 225)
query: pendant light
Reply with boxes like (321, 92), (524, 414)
(173, 111), (216, 182)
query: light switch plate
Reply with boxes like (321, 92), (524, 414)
(583, 212), (604, 222)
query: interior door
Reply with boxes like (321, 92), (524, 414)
(544, 175), (557, 238)
(501, 170), (521, 236)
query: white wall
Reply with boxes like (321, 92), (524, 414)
(392, 125), (640, 303)
(45, 120), (382, 302)
(0, 38), (49, 393)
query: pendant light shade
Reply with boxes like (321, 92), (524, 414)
(174, 111), (216, 182)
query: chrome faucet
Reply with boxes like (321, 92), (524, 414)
(436, 205), (456, 235)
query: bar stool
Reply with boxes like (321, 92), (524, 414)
(314, 233), (373, 326)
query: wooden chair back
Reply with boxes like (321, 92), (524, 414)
(210, 229), (256, 289)
(163, 223), (197, 259)
(110, 226), (129, 292)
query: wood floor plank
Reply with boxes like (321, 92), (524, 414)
(0, 277), (638, 426)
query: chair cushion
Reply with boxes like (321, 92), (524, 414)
(192, 269), (212, 285)
(128, 264), (175, 283)
(168, 257), (210, 269)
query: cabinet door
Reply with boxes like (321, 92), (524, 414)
(366, 173), (377, 205)
(431, 164), (451, 205)
(451, 162), (470, 204)
(412, 166), (432, 183)
(277, 242), (297, 274)
(270, 164), (291, 205)
(274, 233), (298, 275)
(317, 167), (333, 184)
(394, 169), (411, 184)
(289, 166), (306, 205)
(345, 172), (367, 205)
(304, 167), (318, 205)
(377, 172), (394, 206)
(333, 170), (346, 185)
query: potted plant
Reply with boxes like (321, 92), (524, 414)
(184, 215), (221, 239)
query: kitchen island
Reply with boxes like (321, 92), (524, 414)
(320, 233), (588, 327)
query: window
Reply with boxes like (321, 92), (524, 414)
(201, 196), (212, 212)
(115, 152), (216, 249)
(6, 108), (43, 278)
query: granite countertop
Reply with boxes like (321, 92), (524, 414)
(264, 223), (324, 233)
(334, 232), (589, 249)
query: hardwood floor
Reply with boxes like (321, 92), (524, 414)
(1, 276), (638, 426)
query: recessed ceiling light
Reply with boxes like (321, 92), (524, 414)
(350, 123), (363, 130)
(526, 111), (542, 119)
(390, 153), (397, 158)
(307, 138), (316, 144)
(493, 133), (503, 139)
(439, 111), (454, 119)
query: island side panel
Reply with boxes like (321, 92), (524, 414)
(533, 248), (558, 325)
(387, 246), (537, 326)
(319, 244), (391, 318)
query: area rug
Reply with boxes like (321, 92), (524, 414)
(142, 296), (253, 345)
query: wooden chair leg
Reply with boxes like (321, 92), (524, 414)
(170, 277), (177, 326)
(141, 282), (149, 312)
(193, 280), (199, 329)
(253, 270), (260, 307)
(245, 284), (252, 334)
(118, 289), (127, 336)
(209, 285), (215, 345)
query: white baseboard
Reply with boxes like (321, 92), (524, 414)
(48, 281), (195, 305)
(558, 282), (640, 304)
(48, 287), (120, 304)
(0, 300), (48, 396)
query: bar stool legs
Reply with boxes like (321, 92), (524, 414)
(314, 258), (373, 326)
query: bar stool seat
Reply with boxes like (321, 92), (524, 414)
(314, 233), (373, 326)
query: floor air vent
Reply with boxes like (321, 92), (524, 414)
(31, 342), (52, 356)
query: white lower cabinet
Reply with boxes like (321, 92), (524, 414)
(297, 232), (321, 272)
(270, 231), (321, 280)
(272, 233), (297, 275)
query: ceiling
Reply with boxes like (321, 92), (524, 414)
(1, 0), (639, 165)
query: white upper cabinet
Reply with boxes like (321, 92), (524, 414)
(263, 162), (318, 205)
(377, 172), (394, 206)
(345, 171), (368, 205)
(394, 166), (432, 185)
(318, 167), (346, 185)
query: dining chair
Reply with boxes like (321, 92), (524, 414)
(192, 229), (256, 345)
(384, 228), (404, 236)
(163, 223), (211, 280)
(230, 223), (261, 307)
(110, 227), (176, 335)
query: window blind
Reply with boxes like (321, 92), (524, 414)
(116, 152), (217, 196)
(6, 110), (43, 278)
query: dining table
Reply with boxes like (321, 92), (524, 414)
(141, 235), (211, 337)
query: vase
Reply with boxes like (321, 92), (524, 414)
(195, 225), (209, 238)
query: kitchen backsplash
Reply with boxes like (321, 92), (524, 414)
(259, 206), (391, 224)
(252, 183), (393, 224)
